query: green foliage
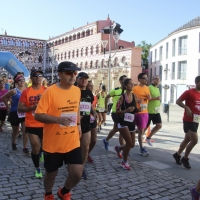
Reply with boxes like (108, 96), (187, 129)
(137, 41), (152, 65)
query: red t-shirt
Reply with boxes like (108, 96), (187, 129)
(179, 89), (200, 122)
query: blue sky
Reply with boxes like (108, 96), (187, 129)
(0, 0), (200, 46)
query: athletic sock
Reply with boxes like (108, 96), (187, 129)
(61, 186), (70, 195)
(45, 191), (52, 196)
(31, 153), (40, 168)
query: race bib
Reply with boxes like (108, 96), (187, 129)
(90, 115), (95, 123)
(60, 112), (77, 127)
(80, 102), (91, 113)
(17, 111), (25, 118)
(98, 107), (105, 112)
(124, 113), (135, 122)
(140, 104), (147, 111)
(193, 114), (200, 123)
(0, 102), (6, 108)
(155, 106), (160, 114)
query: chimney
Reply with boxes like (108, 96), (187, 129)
(132, 41), (135, 47)
(107, 14), (110, 20)
(5, 30), (7, 35)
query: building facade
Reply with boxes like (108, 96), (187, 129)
(46, 16), (142, 89)
(148, 16), (200, 104)
(0, 33), (46, 78)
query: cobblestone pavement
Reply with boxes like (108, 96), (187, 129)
(0, 121), (195, 200)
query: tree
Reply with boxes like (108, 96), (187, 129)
(137, 41), (152, 69)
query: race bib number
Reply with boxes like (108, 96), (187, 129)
(0, 102), (6, 108)
(140, 104), (147, 111)
(193, 114), (200, 123)
(98, 107), (105, 112)
(80, 102), (91, 113)
(17, 111), (25, 118)
(124, 113), (135, 122)
(155, 106), (160, 114)
(60, 112), (77, 127)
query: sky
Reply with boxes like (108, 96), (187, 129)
(0, 0), (200, 46)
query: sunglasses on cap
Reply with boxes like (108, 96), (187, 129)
(61, 71), (78, 76)
(31, 74), (43, 78)
(18, 79), (25, 82)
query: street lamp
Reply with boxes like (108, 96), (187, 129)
(101, 22), (123, 94)
(48, 43), (58, 83)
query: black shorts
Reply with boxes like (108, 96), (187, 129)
(90, 119), (97, 129)
(0, 110), (7, 121)
(7, 111), (25, 126)
(183, 121), (199, 133)
(146, 113), (162, 128)
(44, 147), (83, 172)
(26, 127), (43, 139)
(81, 117), (91, 134)
(111, 113), (120, 124)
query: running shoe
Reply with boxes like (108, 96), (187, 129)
(100, 125), (102, 130)
(140, 147), (150, 157)
(40, 153), (44, 162)
(97, 127), (100, 132)
(44, 194), (55, 200)
(12, 143), (17, 151)
(146, 138), (153, 146)
(23, 148), (29, 154)
(82, 169), (87, 180)
(87, 155), (93, 163)
(18, 132), (22, 138)
(57, 188), (71, 200)
(102, 138), (109, 150)
(104, 122), (106, 126)
(173, 152), (182, 165)
(181, 157), (191, 169)
(121, 161), (131, 170)
(35, 167), (42, 178)
(114, 146), (123, 158)
(190, 187), (200, 200)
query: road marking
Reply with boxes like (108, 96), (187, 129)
(143, 160), (171, 170)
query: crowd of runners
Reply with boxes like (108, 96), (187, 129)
(0, 61), (199, 199)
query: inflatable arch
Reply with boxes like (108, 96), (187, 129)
(0, 51), (30, 79)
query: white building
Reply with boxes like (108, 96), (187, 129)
(148, 16), (200, 104)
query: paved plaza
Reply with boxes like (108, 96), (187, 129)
(0, 105), (199, 200)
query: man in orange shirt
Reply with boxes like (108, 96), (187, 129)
(18, 69), (46, 178)
(132, 73), (151, 156)
(35, 61), (82, 200)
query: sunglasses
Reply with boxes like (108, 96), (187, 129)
(17, 72), (24, 75)
(31, 74), (43, 78)
(62, 71), (78, 76)
(18, 79), (25, 82)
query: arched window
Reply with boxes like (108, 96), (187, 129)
(91, 46), (94, 55)
(68, 51), (71, 59)
(73, 34), (76, 40)
(77, 33), (80, 39)
(96, 45), (99, 54)
(85, 47), (88, 56)
(101, 59), (105, 68)
(81, 31), (85, 38)
(57, 53), (59, 61)
(90, 61), (93, 69)
(58, 40), (61, 45)
(65, 37), (68, 43)
(72, 50), (75, 58)
(62, 38), (64, 44)
(81, 48), (83, 57)
(90, 29), (93, 35)
(61, 53), (63, 60)
(69, 36), (72, 42)
(86, 29), (90, 37)
(55, 41), (58, 46)
(76, 49), (79, 57)
(95, 60), (99, 69)
(64, 52), (67, 59)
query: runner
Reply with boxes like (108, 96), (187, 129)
(34, 61), (83, 200)
(77, 72), (94, 179)
(86, 80), (97, 164)
(173, 76), (200, 169)
(18, 69), (46, 178)
(2, 74), (29, 152)
(145, 75), (162, 146)
(115, 78), (139, 170)
(132, 73), (151, 156)
(190, 180), (200, 199)
(0, 79), (8, 132)
(96, 84), (107, 132)
(102, 75), (127, 151)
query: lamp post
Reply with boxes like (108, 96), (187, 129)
(101, 22), (123, 94)
(48, 43), (58, 83)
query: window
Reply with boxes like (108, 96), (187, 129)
(172, 39), (176, 56)
(177, 61), (187, 79)
(150, 51), (152, 64)
(165, 64), (168, 80)
(179, 36), (187, 55)
(159, 46), (163, 61)
(166, 42), (168, 59)
(155, 49), (157, 62)
(198, 59), (200, 76)
(154, 67), (156, 75)
(171, 62), (175, 80)
(170, 85), (175, 103)
(159, 66), (162, 81)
